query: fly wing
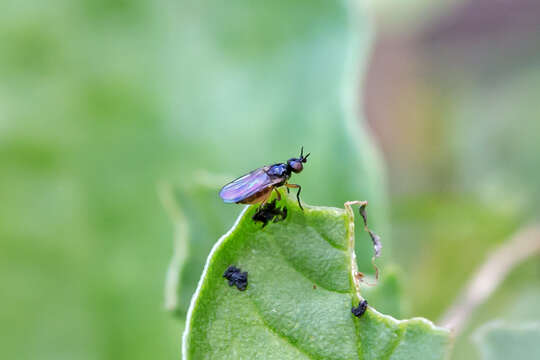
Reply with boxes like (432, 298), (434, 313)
(219, 166), (278, 203)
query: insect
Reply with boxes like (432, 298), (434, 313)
(351, 300), (368, 318)
(251, 199), (288, 227)
(223, 265), (248, 291)
(219, 147), (310, 210)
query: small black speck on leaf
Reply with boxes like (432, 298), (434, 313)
(252, 199), (287, 227)
(352, 300), (368, 318)
(223, 265), (248, 291)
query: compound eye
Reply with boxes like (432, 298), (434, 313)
(290, 160), (303, 173)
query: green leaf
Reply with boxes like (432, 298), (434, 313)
(473, 321), (540, 360)
(183, 195), (450, 359)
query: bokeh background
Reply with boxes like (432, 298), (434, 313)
(1, 0), (539, 359)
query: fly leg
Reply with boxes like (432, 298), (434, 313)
(273, 188), (282, 202)
(258, 192), (271, 209)
(285, 183), (303, 211)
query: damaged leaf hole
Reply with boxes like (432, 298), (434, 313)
(358, 203), (382, 259)
(223, 265), (248, 291)
(353, 202), (382, 283)
(252, 199), (288, 228)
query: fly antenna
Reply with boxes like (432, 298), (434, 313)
(300, 146), (310, 162)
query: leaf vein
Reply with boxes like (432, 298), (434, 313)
(384, 326), (406, 360)
(248, 296), (315, 360)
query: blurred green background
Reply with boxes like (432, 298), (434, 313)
(1, 0), (539, 359)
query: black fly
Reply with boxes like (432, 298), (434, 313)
(219, 147), (310, 210)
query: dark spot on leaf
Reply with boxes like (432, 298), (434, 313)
(252, 199), (287, 227)
(352, 300), (368, 318)
(313, 284), (317, 290)
(223, 265), (248, 291)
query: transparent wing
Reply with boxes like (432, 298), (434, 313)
(219, 166), (279, 203)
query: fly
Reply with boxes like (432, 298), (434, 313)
(219, 147), (310, 210)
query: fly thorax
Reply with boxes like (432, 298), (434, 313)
(267, 163), (288, 178)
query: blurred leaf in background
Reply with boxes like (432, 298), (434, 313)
(473, 321), (540, 360)
(391, 195), (519, 320)
(1, 0), (181, 359)
(366, 0), (540, 359)
(1, 0), (389, 359)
